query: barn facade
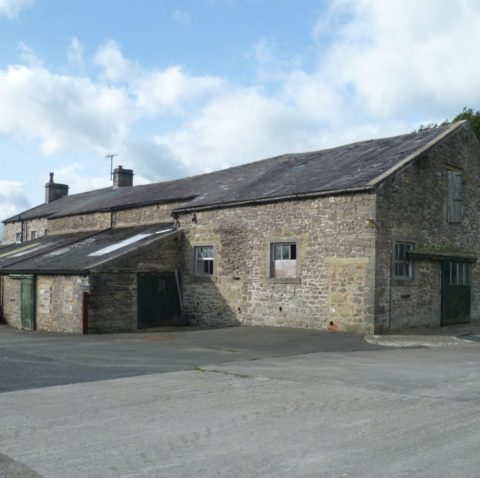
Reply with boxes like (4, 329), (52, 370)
(1, 121), (479, 334)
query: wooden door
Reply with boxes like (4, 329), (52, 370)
(441, 261), (471, 326)
(21, 276), (35, 331)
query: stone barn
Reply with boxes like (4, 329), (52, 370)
(0, 120), (479, 334)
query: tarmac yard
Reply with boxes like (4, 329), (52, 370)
(1, 325), (480, 477)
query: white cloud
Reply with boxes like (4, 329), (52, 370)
(94, 41), (224, 112)
(312, 0), (480, 119)
(67, 37), (85, 71)
(171, 9), (191, 26)
(0, 180), (29, 230)
(94, 40), (139, 82)
(0, 64), (133, 154)
(0, 0), (34, 18)
(134, 66), (224, 113)
(248, 39), (303, 83)
(18, 42), (42, 67)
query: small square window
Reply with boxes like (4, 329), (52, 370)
(194, 246), (214, 276)
(394, 242), (414, 279)
(30, 230), (37, 240)
(271, 242), (297, 278)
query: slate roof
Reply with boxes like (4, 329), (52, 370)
(4, 123), (461, 223)
(0, 224), (176, 274)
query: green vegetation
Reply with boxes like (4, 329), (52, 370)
(417, 107), (480, 141)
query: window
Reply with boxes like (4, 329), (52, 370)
(30, 230), (37, 241)
(394, 242), (414, 279)
(194, 246), (214, 276)
(271, 242), (297, 278)
(447, 169), (462, 223)
(15, 232), (22, 244)
(444, 262), (470, 286)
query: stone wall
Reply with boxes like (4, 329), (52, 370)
(2, 222), (21, 245)
(178, 194), (377, 334)
(112, 202), (185, 227)
(2, 218), (48, 245)
(375, 123), (480, 331)
(25, 218), (48, 241)
(88, 273), (137, 333)
(48, 212), (111, 234)
(1, 276), (21, 329)
(36, 275), (89, 333)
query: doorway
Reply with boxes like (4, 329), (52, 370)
(137, 273), (181, 328)
(441, 261), (471, 326)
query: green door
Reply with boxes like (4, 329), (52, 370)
(441, 261), (471, 326)
(137, 273), (181, 328)
(21, 276), (35, 331)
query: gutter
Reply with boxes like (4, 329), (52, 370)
(173, 186), (375, 214)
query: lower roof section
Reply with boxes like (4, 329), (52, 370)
(0, 223), (176, 275)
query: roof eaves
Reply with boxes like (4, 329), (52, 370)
(367, 121), (467, 187)
(0, 269), (89, 276)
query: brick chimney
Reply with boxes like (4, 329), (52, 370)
(45, 173), (69, 204)
(113, 165), (133, 188)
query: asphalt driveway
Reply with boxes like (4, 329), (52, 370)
(0, 324), (381, 392)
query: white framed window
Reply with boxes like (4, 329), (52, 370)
(271, 242), (297, 278)
(30, 230), (37, 241)
(194, 246), (214, 276)
(394, 242), (414, 279)
(15, 232), (22, 244)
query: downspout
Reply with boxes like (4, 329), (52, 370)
(21, 217), (25, 243)
(0, 275), (5, 324)
(388, 253), (392, 332)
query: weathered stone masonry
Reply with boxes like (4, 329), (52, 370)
(375, 124), (480, 331)
(2, 122), (479, 334)
(178, 194), (377, 334)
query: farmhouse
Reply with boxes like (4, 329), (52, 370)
(0, 120), (479, 334)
